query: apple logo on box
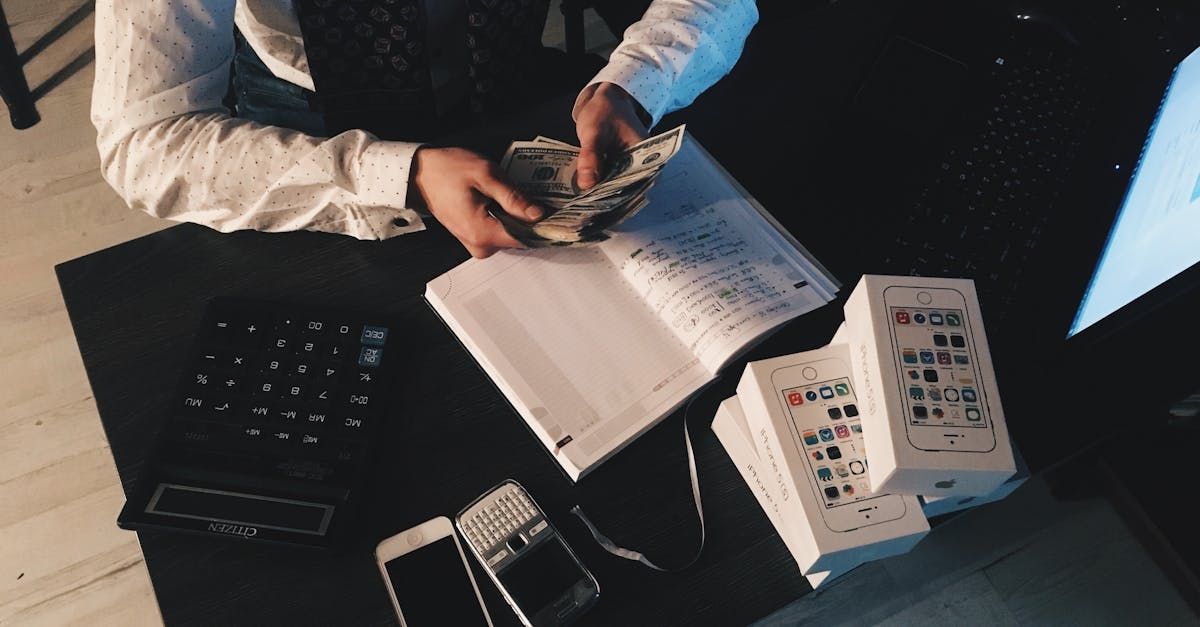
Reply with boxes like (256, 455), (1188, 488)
(934, 479), (957, 489)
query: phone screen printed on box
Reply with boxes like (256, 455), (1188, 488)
(384, 537), (490, 627)
(780, 376), (878, 509)
(888, 306), (989, 430)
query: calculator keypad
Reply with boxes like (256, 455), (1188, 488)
(161, 299), (394, 492)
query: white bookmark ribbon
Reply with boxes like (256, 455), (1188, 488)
(570, 392), (711, 572)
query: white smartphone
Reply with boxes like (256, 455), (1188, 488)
(456, 480), (599, 627)
(375, 516), (494, 627)
(770, 356), (910, 532)
(882, 285), (997, 453)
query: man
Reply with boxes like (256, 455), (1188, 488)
(91, 0), (758, 258)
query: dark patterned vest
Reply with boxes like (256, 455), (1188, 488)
(293, 0), (550, 141)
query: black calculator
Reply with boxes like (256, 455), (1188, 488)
(117, 297), (398, 548)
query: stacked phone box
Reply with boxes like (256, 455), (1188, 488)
(713, 276), (1028, 588)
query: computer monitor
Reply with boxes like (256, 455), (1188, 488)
(1068, 44), (1200, 339)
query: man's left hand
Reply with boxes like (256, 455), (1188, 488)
(573, 82), (649, 190)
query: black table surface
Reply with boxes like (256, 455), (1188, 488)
(54, 1), (1138, 624)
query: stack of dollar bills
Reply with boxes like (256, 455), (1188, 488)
(493, 124), (686, 246)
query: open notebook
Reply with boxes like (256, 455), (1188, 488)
(425, 136), (839, 480)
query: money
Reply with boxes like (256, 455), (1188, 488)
(493, 125), (686, 247)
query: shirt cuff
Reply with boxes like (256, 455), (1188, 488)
(350, 139), (427, 239)
(573, 56), (673, 129)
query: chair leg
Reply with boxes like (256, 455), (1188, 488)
(561, 0), (586, 57)
(0, 2), (40, 130)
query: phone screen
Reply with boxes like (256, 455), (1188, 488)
(384, 537), (490, 627)
(888, 306), (989, 430)
(497, 537), (584, 617)
(780, 376), (875, 508)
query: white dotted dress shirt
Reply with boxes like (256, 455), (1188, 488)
(91, 0), (758, 240)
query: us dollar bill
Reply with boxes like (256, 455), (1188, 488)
(496, 124), (685, 246)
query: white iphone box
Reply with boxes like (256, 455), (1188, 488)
(920, 438), (1029, 518)
(712, 396), (862, 589)
(831, 322), (848, 345)
(842, 275), (1017, 496)
(734, 345), (928, 575)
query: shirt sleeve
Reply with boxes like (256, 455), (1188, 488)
(573, 0), (759, 128)
(91, 0), (426, 240)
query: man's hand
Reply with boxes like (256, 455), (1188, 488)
(573, 82), (649, 190)
(412, 147), (543, 259)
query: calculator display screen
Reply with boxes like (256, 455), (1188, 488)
(384, 537), (490, 627)
(499, 538), (584, 615)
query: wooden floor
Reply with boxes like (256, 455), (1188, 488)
(0, 0), (1194, 625)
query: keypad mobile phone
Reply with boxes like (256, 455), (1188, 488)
(457, 480), (599, 627)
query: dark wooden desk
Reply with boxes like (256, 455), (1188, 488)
(54, 206), (852, 627)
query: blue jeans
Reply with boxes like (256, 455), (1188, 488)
(232, 30), (327, 137)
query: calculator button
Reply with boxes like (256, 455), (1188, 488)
(292, 362), (312, 377)
(331, 441), (363, 464)
(180, 395), (208, 415)
(275, 405), (302, 423)
(227, 353), (249, 370)
(328, 344), (349, 362)
(282, 383), (308, 401)
(320, 365), (340, 379)
(253, 380), (281, 396)
(341, 415), (367, 430)
(310, 387), (333, 405)
(222, 320), (264, 349)
(189, 371), (215, 389)
(304, 410), (330, 426)
(259, 356), (289, 375)
(297, 340), (322, 357)
(209, 398), (235, 416)
(268, 430), (296, 449)
(357, 346), (384, 368)
(350, 371), (377, 386)
(209, 318), (236, 344)
(332, 323), (356, 341)
(273, 314), (300, 336)
(345, 392), (373, 410)
(166, 419), (221, 446)
(360, 325), (389, 347)
(240, 320), (266, 344)
(301, 319), (329, 337)
(247, 402), (273, 419)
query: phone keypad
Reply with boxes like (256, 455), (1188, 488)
(460, 484), (546, 568)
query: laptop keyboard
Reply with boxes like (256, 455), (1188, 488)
(121, 298), (396, 546)
(884, 45), (1092, 325)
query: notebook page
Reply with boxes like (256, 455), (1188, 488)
(425, 246), (711, 479)
(598, 138), (839, 374)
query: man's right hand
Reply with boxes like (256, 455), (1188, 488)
(411, 147), (544, 258)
